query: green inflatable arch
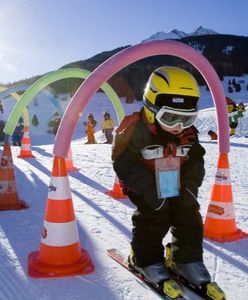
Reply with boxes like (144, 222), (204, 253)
(4, 68), (125, 136)
(0, 86), (29, 127)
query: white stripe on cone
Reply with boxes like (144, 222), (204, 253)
(41, 220), (79, 246)
(20, 144), (31, 150)
(0, 180), (17, 193)
(214, 168), (231, 185)
(1, 155), (13, 168)
(206, 200), (235, 220)
(48, 176), (72, 200)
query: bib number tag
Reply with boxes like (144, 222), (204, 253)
(155, 156), (180, 198)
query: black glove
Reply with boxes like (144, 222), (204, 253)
(142, 186), (169, 211)
(120, 163), (169, 211)
(181, 184), (199, 207)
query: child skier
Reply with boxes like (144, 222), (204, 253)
(102, 111), (114, 144)
(112, 66), (224, 298)
(84, 113), (97, 144)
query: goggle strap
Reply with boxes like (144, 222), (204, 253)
(143, 97), (160, 114)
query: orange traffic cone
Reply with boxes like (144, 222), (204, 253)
(105, 175), (128, 199)
(18, 127), (35, 158)
(28, 156), (94, 278)
(65, 147), (80, 172)
(204, 153), (248, 242)
(0, 143), (28, 210)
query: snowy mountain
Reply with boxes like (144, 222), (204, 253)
(142, 26), (218, 42)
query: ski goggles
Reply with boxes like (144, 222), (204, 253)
(155, 106), (198, 129)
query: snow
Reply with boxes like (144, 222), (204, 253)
(0, 76), (248, 299)
(141, 26), (218, 43)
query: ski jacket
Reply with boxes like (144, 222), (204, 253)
(112, 109), (205, 210)
(102, 118), (114, 130)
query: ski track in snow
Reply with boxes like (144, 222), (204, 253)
(1, 138), (246, 300)
(0, 85), (248, 299)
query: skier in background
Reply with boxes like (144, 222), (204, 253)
(47, 112), (61, 135)
(102, 111), (114, 144)
(226, 97), (244, 136)
(0, 101), (3, 114)
(84, 113), (97, 144)
(12, 117), (24, 146)
(111, 66), (224, 298)
(0, 119), (5, 145)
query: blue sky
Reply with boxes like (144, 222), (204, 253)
(0, 0), (247, 84)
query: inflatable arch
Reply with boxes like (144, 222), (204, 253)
(53, 40), (229, 158)
(0, 84), (63, 116)
(0, 86), (29, 127)
(4, 68), (124, 136)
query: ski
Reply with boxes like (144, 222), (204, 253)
(107, 248), (204, 300)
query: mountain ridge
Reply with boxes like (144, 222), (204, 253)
(141, 26), (219, 42)
(7, 31), (248, 101)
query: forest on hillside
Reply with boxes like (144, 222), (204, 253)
(8, 34), (248, 101)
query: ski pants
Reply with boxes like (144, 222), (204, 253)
(104, 128), (114, 144)
(86, 132), (96, 144)
(128, 192), (203, 267)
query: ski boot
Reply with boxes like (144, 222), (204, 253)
(173, 261), (211, 287)
(128, 248), (183, 299)
(165, 243), (226, 300)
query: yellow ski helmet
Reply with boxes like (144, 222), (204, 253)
(143, 66), (200, 124)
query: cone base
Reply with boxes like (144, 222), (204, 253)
(28, 248), (94, 278)
(204, 228), (248, 242)
(0, 200), (28, 211)
(105, 190), (128, 199)
(18, 154), (35, 158)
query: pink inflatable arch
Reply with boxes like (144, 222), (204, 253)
(54, 40), (229, 157)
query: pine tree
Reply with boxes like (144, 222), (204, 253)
(232, 78), (237, 87)
(32, 114), (39, 127)
(235, 83), (241, 92)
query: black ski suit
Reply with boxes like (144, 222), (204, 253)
(112, 110), (205, 267)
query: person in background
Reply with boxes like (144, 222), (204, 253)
(52, 116), (61, 135)
(237, 102), (246, 112)
(84, 113), (97, 144)
(208, 130), (218, 140)
(12, 118), (24, 146)
(0, 119), (5, 145)
(226, 97), (244, 136)
(0, 101), (3, 114)
(111, 66), (224, 298)
(47, 112), (61, 135)
(102, 111), (114, 144)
